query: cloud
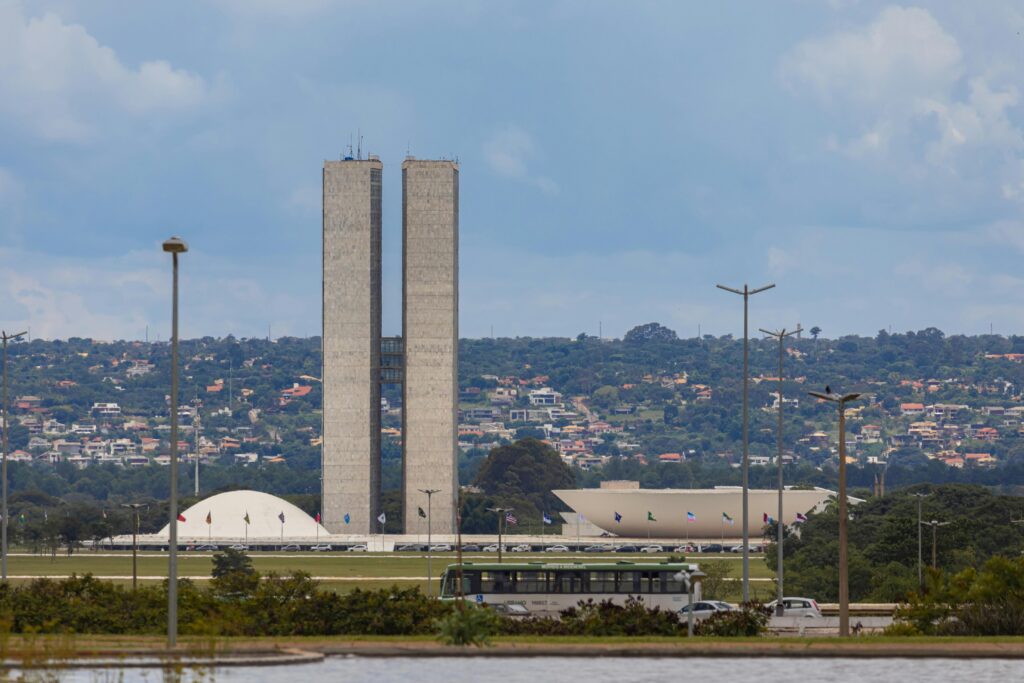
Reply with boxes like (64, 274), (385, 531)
(780, 6), (1023, 168)
(0, 2), (208, 142)
(483, 126), (559, 195)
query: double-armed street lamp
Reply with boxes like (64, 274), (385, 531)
(911, 492), (931, 591)
(759, 326), (801, 616)
(486, 507), (512, 563)
(716, 282), (774, 602)
(163, 236), (187, 648)
(1, 330), (27, 582)
(807, 387), (861, 637)
(920, 519), (950, 571)
(121, 503), (148, 590)
(674, 568), (707, 637)
(419, 488), (440, 597)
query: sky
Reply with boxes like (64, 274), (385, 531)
(2, 1), (1024, 341)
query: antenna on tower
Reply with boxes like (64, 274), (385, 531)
(357, 129), (363, 160)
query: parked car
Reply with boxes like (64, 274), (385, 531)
(482, 544), (500, 552)
(489, 603), (530, 617)
(545, 544), (570, 552)
(701, 543), (723, 553)
(583, 544), (612, 552)
(510, 544), (531, 552)
(194, 544), (218, 551)
(461, 544), (481, 552)
(395, 543), (425, 551)
(347, 544), (368, 552)
(228, 544), (249, 551)
(679, 601), (736, 620)
(640, 545), (664, 553)
(765, 597), (823, 618)
(281, 544), (301, 552)
(673, 544), (699, 553)
(311, 544), (333, 552)
(429, 544), (453, 552)
(614, 545), (639, 553)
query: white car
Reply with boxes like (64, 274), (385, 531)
(679, 601), (735, 620)
(510, 544), (531, 552)
(482, 544), (500, 552)
(640, 545), (664, 553)
(311, 544), (333, 551)
(428, 544), (453, 552)
(347, 544), (368, 552)
(544, 544), (570, 552)
(766, 597), (823, 618)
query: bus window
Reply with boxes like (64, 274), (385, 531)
(588, 571), (616, 593)
(481, 570), (512, 593)
(661, 571), (686, 593)
(441, 570), (477, 596)
(515, 570), (546, 593)
(616, 570), (640, 594)
(554, 571), (583, 593)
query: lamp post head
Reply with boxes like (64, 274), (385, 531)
(162, 236), (189, 254)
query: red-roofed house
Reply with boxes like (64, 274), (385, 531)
(901, 403), (925, 416)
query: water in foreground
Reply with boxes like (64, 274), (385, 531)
(44, 656), (1023, 683)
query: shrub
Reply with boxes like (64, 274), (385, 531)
(694, 602), (767, 637)
(436, 606), (499, 647)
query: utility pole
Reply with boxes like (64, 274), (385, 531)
(760, 325), (800, 616)
(419, 488), (440, 597)
(121, 503), (147, 590)
(920, 519), (950, 570)
(717, 282), (774, 602)
(1, 330), (27, 582)
(486, 507), (511, 563)
(912, 492), (930, 592)
(808, 388), (861, 637)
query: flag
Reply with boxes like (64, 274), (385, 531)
(647, 511), (656, 522)
(205, 511), (212, 525)
(722, 512), (734, 525)
(344, 513), (351, 525)
(315, 512), (321, 523)
(102, 509), (107, 520)
(614, 511), (622, 523)
(417, 507), (426, 519)
(244, 511), (250, 525)
(44, 511), (48, 521)
(377, 512), (386, 525)
(278, 511), (285, 524)
(795, 512), (808, 522)
(763, 513), (775, 524)
(686, 512), (696, 522)
(177, 513), (186, 522)
(18, 514), (25, 525)
(542, 512), (553, 525)
(505, 512), (518, 526)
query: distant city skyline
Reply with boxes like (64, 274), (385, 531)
(2, 2), (1024, 341)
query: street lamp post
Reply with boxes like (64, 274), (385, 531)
(0, 330), (26, 582)
(920, 519), (950, 571)
(486, 507), (511, 563)
(717, 282), (774, 602)
(808, 388), (861, 637)
(419, 488), (440, 597)
(911, 492), (931, 592)
(759, 325), (801, 617)
(121, 503), (147, 590)
(677, 569), (707, 637)
(163, 236), (188, 648)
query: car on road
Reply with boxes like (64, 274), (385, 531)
(482, 544), (500, 552)
(281, 544), (301, 552)
(679, 601), (735, 620)
(194, 544), (218, 551)
(429, 544), (453, 552)
(461, 544), (482, 552)
(700, 543), (723, 553)
(228, 544), (249, 551)
(347, 544), (368, 552)
(640, 545), (664, 553)
(765, 597), (823, 618)
(673, 544), (699, 553)
(311, 544), (333, 552)
(614, 545), (639, 553)
(544, 544), (570, 552)
(728, 544), (765, 553)
(395, 543), (425, 551)
(510, 544), (531, 552)
(583, 544), (612, 552)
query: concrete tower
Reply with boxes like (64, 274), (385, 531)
(402, 158), (459, 535)
(322, 156), (382, 534)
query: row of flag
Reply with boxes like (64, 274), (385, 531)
(611, 510), (810, 524)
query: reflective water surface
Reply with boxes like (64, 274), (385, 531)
(37, 656), (1024, 683)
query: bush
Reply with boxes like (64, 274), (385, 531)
(694, 602), (767, 637)
(501, 597), (682, 637)
(436, 606), (499, 647)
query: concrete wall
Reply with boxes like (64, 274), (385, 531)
(322, 158), (382, 534)
(402, 159), (459, 534)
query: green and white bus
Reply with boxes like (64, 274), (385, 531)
(439, 561), (700, 615)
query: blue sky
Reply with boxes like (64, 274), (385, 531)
(2, 1), (1024, 341)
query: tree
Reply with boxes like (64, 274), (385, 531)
(809, 326), (821, 340)
(624, 323), (678, 343)
(472, 438), (574, 515)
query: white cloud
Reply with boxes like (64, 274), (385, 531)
(0, 2), (208, 142)
(483, 126), (559, 195)
(780, 6), (1023, 167)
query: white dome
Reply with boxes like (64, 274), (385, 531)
(158, 490), (328, 540)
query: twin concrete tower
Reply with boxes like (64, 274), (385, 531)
(322, 154), (459, 535)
